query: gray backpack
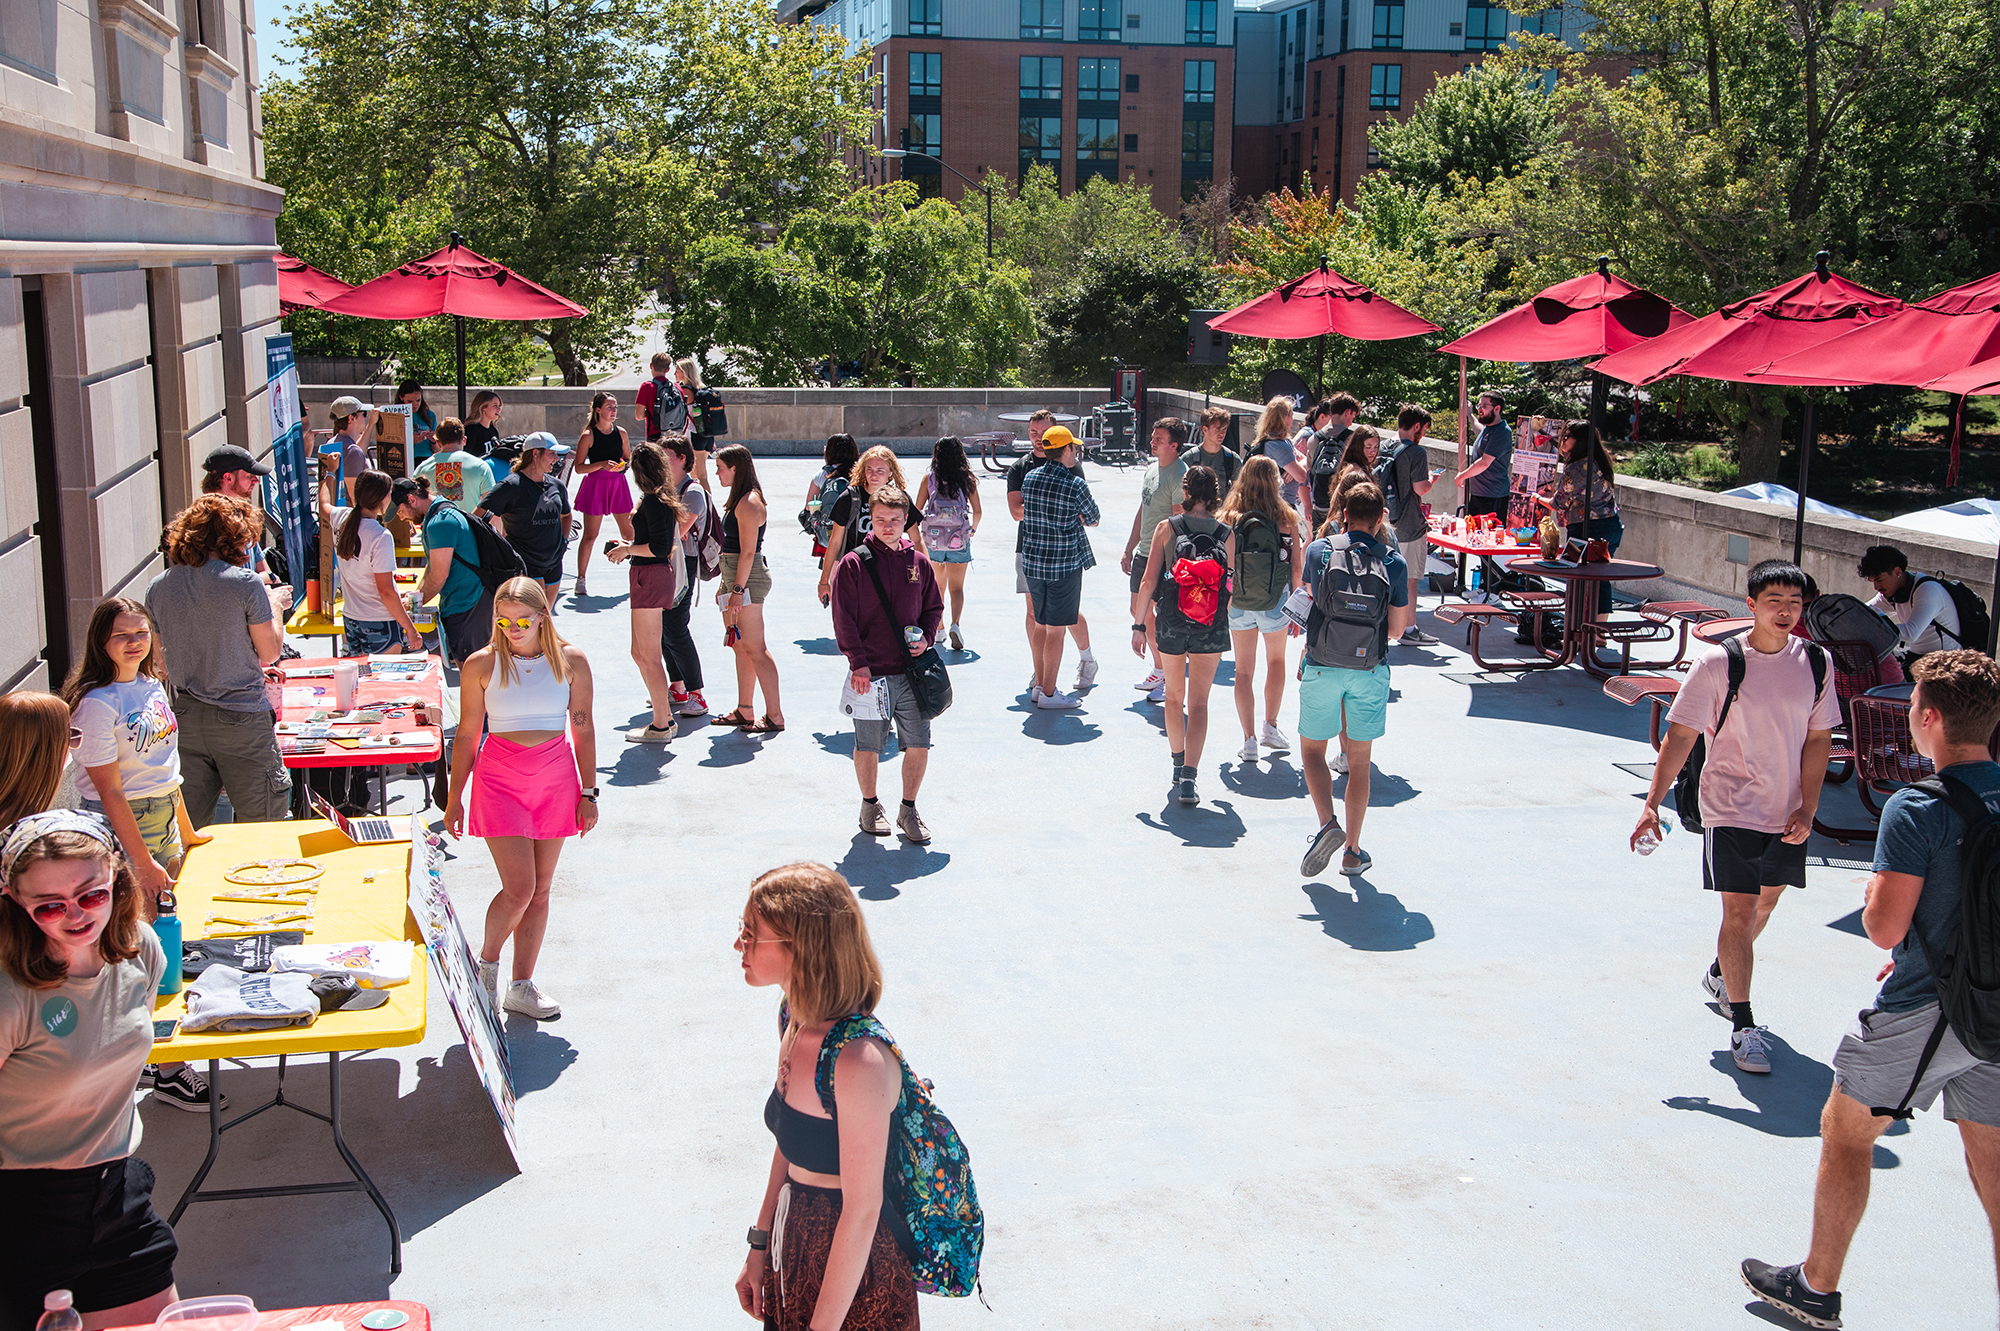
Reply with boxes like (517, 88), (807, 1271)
(1801, 592), (1899, 662)
(1306, 534), (1393, 670)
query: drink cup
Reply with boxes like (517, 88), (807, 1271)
(332, 660), (360, 711)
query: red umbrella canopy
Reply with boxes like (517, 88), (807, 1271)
(1209, 266), (1440, 341)
(1591, 261), (1904, 387)
(276, 255), (354, 313)
(1747, 269), (2000, 388)
(1928, 354), (2000, 397)
(319, 240), (588, 322)
(1437, 265), (1695, 362)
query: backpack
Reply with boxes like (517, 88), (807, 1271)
(1670, 636), (1828, 834)
(643, 376), (674, 437)
(812, 472), (853, 548)
(812, 1013), (984, 1300)
(1305, 533), (1393, 670)
(1872, 773), (2000, 1118)
(682, 478), (724, 580)
(1155, 515), (1231, 627)
(1914, 574), (1992, 653)
(1232, 511), (1288, 613)
(1308, 426), (1349, 509)
(920, 476), (972, 554)
(1372, 438), (1410, 523)
(654, 379), (690, 436)
(429, 500), (525, 593)
(692, 385), (729, 437)
(1801, 592), (1900, 662)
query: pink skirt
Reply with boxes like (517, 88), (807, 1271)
(468, 734), (582, 839)
(576, 468), (634, 515)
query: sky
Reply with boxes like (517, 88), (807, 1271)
(255, 0), (300, 80)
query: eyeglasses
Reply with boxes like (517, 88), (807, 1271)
(736, 919), (786, 949)
(495, 615), (541, 631)
(15, 883), (114, 923)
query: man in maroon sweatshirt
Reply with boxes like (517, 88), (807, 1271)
(833, 485), (946, 843)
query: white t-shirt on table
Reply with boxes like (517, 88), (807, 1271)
(332, 508), (397, 622)
(71, 677), (181, 803)
(1666, 636), (1842, 833)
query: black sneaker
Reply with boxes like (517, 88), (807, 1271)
(1174, 767), (1198, 806)
(151, 1065), (228, 1113)
(1301, 816), (1344, 877)
(1741, 1259), (1841, 1329)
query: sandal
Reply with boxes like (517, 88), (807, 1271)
(753, 715), (786, 734)
(713, 708), (758, 727)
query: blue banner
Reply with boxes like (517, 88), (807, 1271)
(263, 335), (313, 602)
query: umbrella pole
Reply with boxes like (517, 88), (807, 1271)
(1792, 390), (1815, 567)
(1586, 370), (1608, 542)
(1457, 356), (1468, 471)
(455, 315), (467, 421)
(1316, 336), (1325, 402)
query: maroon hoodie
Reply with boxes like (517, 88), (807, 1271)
(832, 534), (944, 676)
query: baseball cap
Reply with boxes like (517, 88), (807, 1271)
(524, 430), (571, 455)
(1040, 426), (1076, 452)
(329, 395), (371, 418)
(309, 974), (390, 1013)
(202, 444), (272, 478)
(389, 477), (424, 510)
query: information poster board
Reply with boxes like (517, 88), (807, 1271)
(263, 336), (314, 602)
(1508, 447), (1560, 530)
(408, 820), (521, 1168)
(373, 404), (414, 480)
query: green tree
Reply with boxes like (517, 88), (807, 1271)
(1370, 64), (1559, 196)
(1038, 249), (1219, 388)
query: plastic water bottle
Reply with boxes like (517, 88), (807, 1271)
(152, 889), (183, 997)
(1469, 563), (1482, 599)
(1636, 823), (1671, 856)
(36, 1291), (82, 1331)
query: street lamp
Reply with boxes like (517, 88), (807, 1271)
(880, 145), (993, 260)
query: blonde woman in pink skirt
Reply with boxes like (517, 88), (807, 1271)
(444, 577), (598, 1020)
(571, 390), (634, 596)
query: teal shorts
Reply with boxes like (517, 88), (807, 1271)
(1298, 662), (1390, 743)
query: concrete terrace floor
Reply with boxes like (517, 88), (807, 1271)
(145, 458), (1997, 1329)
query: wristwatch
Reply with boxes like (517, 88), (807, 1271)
(747, 1226), (770, 1251)
(580, 787), (600, 802)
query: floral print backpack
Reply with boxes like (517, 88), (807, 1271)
(810, 1011), (985, 1300)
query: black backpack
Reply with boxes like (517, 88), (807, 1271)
(1153, 515), (1232, 627)
(429, 500), (526, 593)
(1308, 426), (1349, 509)
(692, 385), (729, 437)
(1914, 574), (1992, 653)
(1671, 636), (1828, 833)
(1373, 438), (1410, 523)
(1801, 591), (1900, 661)
(1872, 773), (2000, 1118)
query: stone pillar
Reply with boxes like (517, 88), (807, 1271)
(149, 264), (228, 517)
(219, 258), (282, 464)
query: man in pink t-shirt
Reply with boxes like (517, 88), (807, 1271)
(1634, 561), (1840, 1075)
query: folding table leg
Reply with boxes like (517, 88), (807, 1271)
(327, 1051), (403, 1274)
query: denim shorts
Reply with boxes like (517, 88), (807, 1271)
(344, 617), (401, 655)
(1228, 604), (1287, 634)
(1298, 662), (1390, 742)
(929, 547), (972, 565)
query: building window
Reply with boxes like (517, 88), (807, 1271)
(1311, 125), (1320, 172)
(1367, 143), (1382, 168)
(1520, 3), (1561, 35)
(1124, 132), (1138, 151)
(908, 52), (941, 98)
(1371, 0), (1402, 47)
(1292, 10), (1307, 118)
(1465, 0), (1508, 48)
(909, 0), (941, 34)
(1020, 55), (1063, 99)
(1021, 0), (1063, 39)
(1184, 60), (1216, 102)
(1020, 116), (1062, 182)
(1078, 56), (1121, 100)
(1184, 0), (1217, 44)
(1312, 68), (1322, 115)
(1077, 116), (1120, 183)
(1369, 63), (1401, 107)
(1126, 73), (1140, 91)
(1079, 0), (1121, 40)
(1182, 119), (1214, 163)
(1316, 0), (1326, 52)
(906, 112), (942, 157)
(1340, 0), (1351, 50)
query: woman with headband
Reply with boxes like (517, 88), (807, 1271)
(0, 811), (183, 1329)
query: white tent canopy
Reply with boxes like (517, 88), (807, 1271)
(1720, 482), (1871, 523)
(1885, 498), (2000, 546)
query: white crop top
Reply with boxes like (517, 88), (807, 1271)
(485, 654), (571, 731)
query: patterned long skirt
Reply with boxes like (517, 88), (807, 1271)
(763, 1181), (918, 1331)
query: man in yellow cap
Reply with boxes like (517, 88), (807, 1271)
(1018, 425), (1101, 708)
(1007, 411), (1099, 692)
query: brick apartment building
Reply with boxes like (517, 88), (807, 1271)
(778, 0), (1583, 214)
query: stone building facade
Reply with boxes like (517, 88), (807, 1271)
(1, 0), (280, 691)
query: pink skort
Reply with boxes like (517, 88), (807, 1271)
(468, 733), (582, 839)
(576, 468), (634, 515)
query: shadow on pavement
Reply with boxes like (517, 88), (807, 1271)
(699, 733), (767, 767)
(838, 834), (952, 900)
(1298, 880), (1435, 950)
(1135, 799), (1247, 848)
(563, 589), (627, 615)
(1664, 1042), (1904, 1166)
(506, 1022), (580, 1093)
(605, 741), (675, 785)
(1333, 768), (1420, 808)
(794, 637), (843, 656)
(1827, 907), (1868, 938)
(1017, 708), (1103, 745)
(1219, 758), (1305, 800)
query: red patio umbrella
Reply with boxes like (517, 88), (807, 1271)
(1593, 254), (1906, 561)
(1209, 264), (1441, 398)
(1919, 357), (2000, 651)
(1747, 269), (2000, 388)
(276, 255), (354, 313)
(319, 232), (589, 417)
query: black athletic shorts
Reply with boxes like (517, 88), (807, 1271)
(1702, 826), (1808, 894)
(0, 1157), (178, 1329)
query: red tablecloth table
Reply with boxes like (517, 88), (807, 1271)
(1424, 529), (1537, 593)
(107, 1301), (429, 1330)
(274, 657), (444, 770)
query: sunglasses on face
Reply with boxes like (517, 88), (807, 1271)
(17, 884), (114, 923)
(496, 615), (541, 631)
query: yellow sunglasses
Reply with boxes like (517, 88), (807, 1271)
(495, 615), (540, 631)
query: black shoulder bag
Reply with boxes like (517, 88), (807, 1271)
(856, 546), (953, 719)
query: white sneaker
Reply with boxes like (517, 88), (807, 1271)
(1702, 965), (1732, 1011)
(1731, 1026), (1773, 1074)
(1260, 722), (1292, 753)
(1135, 667), (1165, 691)
(948, 623), (964, 651)
(1075, 655), (1100, 690)
(625, 720), (676, 744)
(1333, 749), (1350, 774)
(504, 978), (561, 1020)
(1035, 688), (1082, 710)
(1239, 735), (1259, 762)
(478, 959), (499, 1010)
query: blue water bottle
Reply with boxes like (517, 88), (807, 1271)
(152, 889), (183, 997)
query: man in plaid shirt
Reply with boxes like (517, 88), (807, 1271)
(1020, 427), (1100, 709)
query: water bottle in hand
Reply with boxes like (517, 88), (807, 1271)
(37, 1291), (82, 1331)
(1635, 823), (1670, 856)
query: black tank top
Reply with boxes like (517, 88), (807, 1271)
(586, 425), (624, 465)
(764, 1088), (840, 1174)
(722, 505), (766, 555)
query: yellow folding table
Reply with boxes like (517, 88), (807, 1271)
(153, 820), (427, 1273)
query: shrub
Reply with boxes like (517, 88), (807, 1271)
(1626, 441), (1686, 482)
(1686, 444), (1739, 485)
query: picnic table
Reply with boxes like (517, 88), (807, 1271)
(1504, 558), (1675, 679)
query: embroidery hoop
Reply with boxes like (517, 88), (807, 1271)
(223, 859), (326, 887)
